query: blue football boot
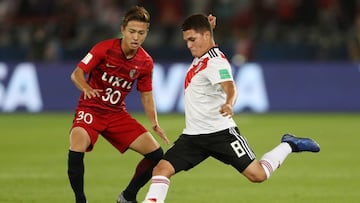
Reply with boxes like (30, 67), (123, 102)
(281, 134), (320, 152)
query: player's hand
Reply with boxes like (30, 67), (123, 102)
(219, 103), (234, 118)
(208, 14), (216, 30)
(152, 125), (170, 145)
(83, 88), (103, 99)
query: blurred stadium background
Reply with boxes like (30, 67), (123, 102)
(1, 0), (360, 113)
(0, 0), (359, 62)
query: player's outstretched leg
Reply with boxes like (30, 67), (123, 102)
(281, 134), (320, 152)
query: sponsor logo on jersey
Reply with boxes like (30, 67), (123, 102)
(101, 72), (133, 89)
(106, 63), (117, 68)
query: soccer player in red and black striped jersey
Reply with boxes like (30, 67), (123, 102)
(67, 6), (169, 203)
(142, 14), (320, 203)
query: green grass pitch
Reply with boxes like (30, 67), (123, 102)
(0, 112), (359, 203)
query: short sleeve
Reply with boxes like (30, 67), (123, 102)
(77, 41), (107, 73)
(206, 57), (233, 85)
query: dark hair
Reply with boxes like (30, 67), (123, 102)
(181, 14), (212, 35)
(122, 6), (150, 27)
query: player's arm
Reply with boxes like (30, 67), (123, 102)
(140, 91), (169, 144)
(71, 67), (102, 99)
(219, 80), (237, 118)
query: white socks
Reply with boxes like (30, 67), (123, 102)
(260, 142), (292, 179)
(144, 175), (170, 202)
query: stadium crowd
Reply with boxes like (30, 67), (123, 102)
(0, 0), (359, 62)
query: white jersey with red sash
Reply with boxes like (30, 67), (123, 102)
(183, 47), (237, 135)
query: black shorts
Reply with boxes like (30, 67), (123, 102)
(163, 127), (256, 173)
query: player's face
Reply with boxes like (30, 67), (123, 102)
(183, 29), (211, 58)
(121, 21), (149, 50)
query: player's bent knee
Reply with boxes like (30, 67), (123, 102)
(249, 176), (266, 183)
(246, 172), (267, 183)
(242, 169), (267, 183)
(242, 160), (268, 183)
(145, 147), (164, 162)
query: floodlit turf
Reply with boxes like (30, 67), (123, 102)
(0, 112), (359, 203)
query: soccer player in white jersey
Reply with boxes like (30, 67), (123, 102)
(142, 14), (320, 203)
